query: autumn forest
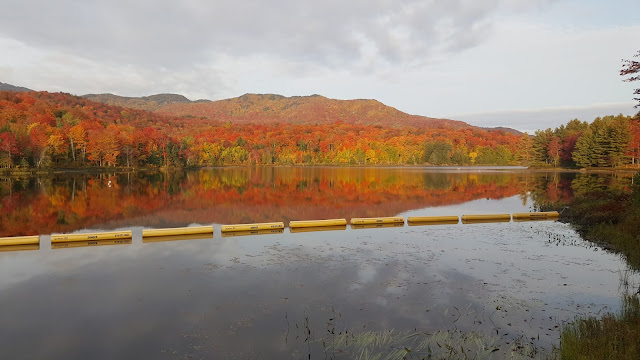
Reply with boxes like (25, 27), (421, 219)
(0, 90), (639, 170)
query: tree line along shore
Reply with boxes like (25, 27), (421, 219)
(1, 91), (639, 171)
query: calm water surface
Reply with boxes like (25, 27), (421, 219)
(0, 167), (637, 359)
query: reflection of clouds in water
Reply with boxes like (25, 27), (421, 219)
(1, 218), (639, 357)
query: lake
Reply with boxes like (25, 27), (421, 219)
(0, 167), (638, 359)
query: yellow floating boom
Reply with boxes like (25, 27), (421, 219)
(53, 239), (132, 249)
(512, 211), (559, 221)
(352, 223), (404, 229)
(289, 219), (347, 228)
(407, 216), (459, 224)
(221, 229), (284, 237)
(142, 226), (213, 238)
(0, 235), (39, 246)
(51, 230), (132, 243)
(290, 225), (347, 233)
(221, 222), (285, 232)
(350, 217), (404, 225)
(461, 214), (511, 224)
(143, 233), (214, 243)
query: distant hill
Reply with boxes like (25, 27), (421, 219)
(480, 126), (523, 136)
(82, 93), (193, 111)
(156, 93), (481, 130)
(80, 91), (521, 134)
(0, 82), (32, 92)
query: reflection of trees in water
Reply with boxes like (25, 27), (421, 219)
(571, 174), (607, 196)
(3, 169), (634, 237)
(527, 172), (635, 210)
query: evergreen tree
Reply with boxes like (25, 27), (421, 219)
(531, 129), (553, 165)
(573, 115), (632, 167)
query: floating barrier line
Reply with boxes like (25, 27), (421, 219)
(221, 229), (285, 237)
(461, 214), (511, 224)
(143, 233), (214, 243)
(352, 223), (404, 229)
(408, 220), (460, 226)
(290, 225), (347, 233)
(143, 226), (213, 238)
(289, 219), (347, 228)
(0, 235), (39, 246)
(51, 231), (132, 243)
(407, 216), (459, 223)
(512, 211), (559, 220)
(0, 212), (563, 252)
(221, 222), (285, 232)
(350, 217), (404, 225)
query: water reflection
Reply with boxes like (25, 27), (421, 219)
(0, 168), (638, 359)
(52, 239), (132, 249)
(0, 244), (39, 252)
(0, 168), (634, 237)
(1, 220), (637, 359)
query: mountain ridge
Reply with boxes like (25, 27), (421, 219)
(157, 92), (507, 132)
(0, 81), (521, 134)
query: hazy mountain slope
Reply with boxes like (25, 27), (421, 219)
(82, 93), (193, 111)
(0, 82), (32, 92)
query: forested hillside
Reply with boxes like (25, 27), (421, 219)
(155, 93), (475, 129)
(0, 90), (638, 169)
(0, 91), (524, 168)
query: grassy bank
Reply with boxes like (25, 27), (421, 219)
(557, 295), (640, 360)
(552, 172), (640, 359)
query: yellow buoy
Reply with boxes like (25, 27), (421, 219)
(142, 226), (213, 238)
(0, 244), (40, 252)
(350, 217), (404, 225)
(461, 214), (511, 224)
(289, 219), (347, 228)
(51, 231), (132, 243)
(352, 223), (404, 229)
(221, 222), (285, 232)
(221, 229), (284, 237)
(407, 216), (459, 225)
(143, 233), (213, 243)
(0, 235), (39, 246)
(290, 225), (347, 233)
(512, 211), (559, 221)
(52, 239), (132, 249)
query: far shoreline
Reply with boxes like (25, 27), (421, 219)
(1, 164), (639, 177)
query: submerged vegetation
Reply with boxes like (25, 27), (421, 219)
(321, 329), (542, 360)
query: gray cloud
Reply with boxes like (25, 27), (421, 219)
(1, 0), (554, 71)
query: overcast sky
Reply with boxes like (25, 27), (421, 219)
(1, 0), (638, 132)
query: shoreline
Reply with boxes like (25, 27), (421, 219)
(1, 164), (639, 176)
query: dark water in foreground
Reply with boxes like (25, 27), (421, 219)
(0, 167), (638, 359)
